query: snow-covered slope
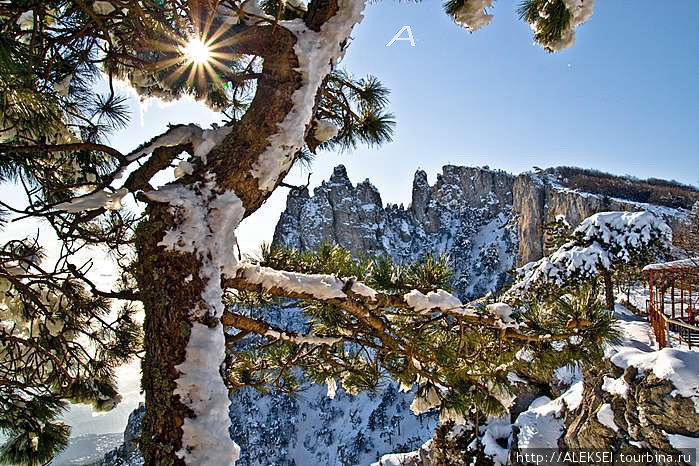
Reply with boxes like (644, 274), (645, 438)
(228, 305), (438, 466)
(274, 165), (518, 299)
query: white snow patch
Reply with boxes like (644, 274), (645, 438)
(127, 124), (201, 162)
(93, 1), (116, 14)
(410, 386), (440, 415)
(486, 303), (516, 327)
(643, 257), (699, 271)
(174, 322), (239, 464)
(515, 348), (534, 362)
(174, 160), (194, 178)
(265, 329), (341, 346)
(515, 379), (583, 449)
(507, 372), (528, 384)
(237, 264), (347, 300)
(371, 450), (422, 466)
(664, 432), (699, 466)
(609, 347), (699, 400)
(596, 403), (619, 432)
(250, 0), (366, 191)
(55, 188), (129, 212)
(514, 396), (564, 449)
(326, 377), (337, 399)
(453, 0), (494, 32)
(404, 289), (462, 313)
(17, 10), (34, 30)
(560, 381), (584, 411)
(350, 281), (378, 301)
(553, 364), (582, 388)
(602, 375), (629, 398)
(480, 416), (512, 465)
(313, 119), (339, 142)
(193, 126), (233, 163)
(527, 0), (595, 51)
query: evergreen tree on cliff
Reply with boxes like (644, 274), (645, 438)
(1, 1), (607, 464)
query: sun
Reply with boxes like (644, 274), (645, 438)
(183, 37), (211, 65)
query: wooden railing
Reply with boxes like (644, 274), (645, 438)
(647, 299), (699, 349)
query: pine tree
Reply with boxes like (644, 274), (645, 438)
(1, 1), (605, 463)
(513, 211), (672, 309)
(543, 214), (572, 253)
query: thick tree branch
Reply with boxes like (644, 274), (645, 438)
(224, 264), (575, 343)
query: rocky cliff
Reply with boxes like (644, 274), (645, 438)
(512, 169), (689, 265)
(274, 165), (519, 300)
(274, 165), (689, 293)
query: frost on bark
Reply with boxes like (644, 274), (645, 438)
(132, 0), (368, 463)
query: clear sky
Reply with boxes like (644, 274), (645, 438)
(87, 0), (699, 254)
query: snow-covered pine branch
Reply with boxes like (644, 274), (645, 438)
(227, 263), (582, 339)
(511, 211), (671, 306)
(447, 0), (595, 52)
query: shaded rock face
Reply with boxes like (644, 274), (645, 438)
(274, 165), (518, 299)
(275, 165), (688, 295)
(563, 362), (699, 462)
(93, 405), (144, 466)
(513, 169), (689, 265)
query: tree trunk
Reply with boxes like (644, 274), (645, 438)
(135, 203), (203, 465)
(130, 1), (365, 463)
(602, 270), (615, 311)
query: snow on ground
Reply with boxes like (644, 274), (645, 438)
(596, 403), (619, 432)
(50, 433), (123, 465)
(512, 303), (699, 456)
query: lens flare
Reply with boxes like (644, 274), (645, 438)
(183, 37), (210, 65)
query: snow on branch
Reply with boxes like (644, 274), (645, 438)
(513, 211), (671, 292)
(145, 181), (245, 465)
(524, 0), (595, 52)
(52, 124), (235, 214)
(237, 263), (347, 300)
(54, 187), (129, 212)
(230, 264), (550, 336)
(250, 0), (367, 191)
(452, 0), (495, 32)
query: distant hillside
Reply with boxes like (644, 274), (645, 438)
(545, 166), (699, 210)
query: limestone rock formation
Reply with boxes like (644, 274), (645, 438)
(274, 165), (689, 297)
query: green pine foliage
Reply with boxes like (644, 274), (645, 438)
(518, 0), (571, 48)
(226, 244), (617, 424)
(0, 1), (609, 462)
(543, 215), (572, 253)
(0, 236), (142, 462)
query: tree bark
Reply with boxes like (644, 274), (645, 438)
(132, 1), (362, 463)
(602, 270), (615, 311)
(135, 203), (207, 466)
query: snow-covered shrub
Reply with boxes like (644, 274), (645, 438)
(511, 211), (671, 306)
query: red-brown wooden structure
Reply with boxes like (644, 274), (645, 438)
(644, 258), (699, 348)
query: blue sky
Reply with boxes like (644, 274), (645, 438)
(93, 0), (699, 252)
